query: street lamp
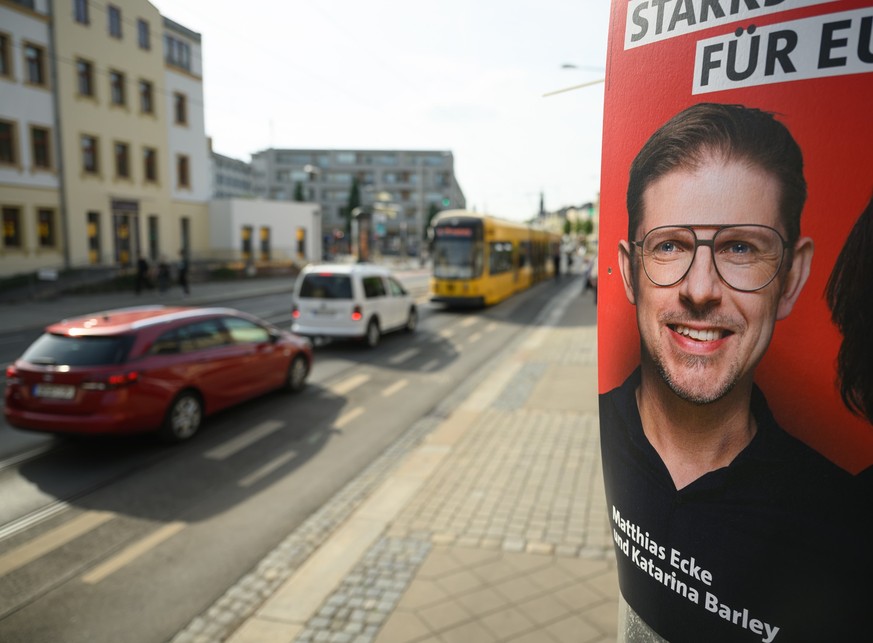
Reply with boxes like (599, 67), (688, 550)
(543, 63), (605, 98)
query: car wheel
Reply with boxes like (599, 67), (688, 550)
(285, 354), (308, 392)
(159, 390), (203, 443)
(405, 307), (418, 332)
(365, 318), (381, 348)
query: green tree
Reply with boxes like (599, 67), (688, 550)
(563, 218), (572, 235)
(293, 181), (305, 202)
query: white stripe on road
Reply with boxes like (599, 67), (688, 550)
(421, 359), (440, 372)
(204, 420), (285, 461)
(82, 522), (186, 584)
(329, 373), (371, 396)
(0, 511), (114, 576)
(387, 348), (420, 366)
(459, 317), (478, 327)
(239, 450), (298, 488)
(468, 332), (482, 344)
(381, 379), (409, 397)
(335, 407), (364, 428)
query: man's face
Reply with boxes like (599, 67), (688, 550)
(618, 156), (812, 405)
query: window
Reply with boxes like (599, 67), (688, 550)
(81, 134), (98, 173)
(87, 211), (101, 264)
(299, 274), (352, 299)
(224, 317), (270, 345)
(24, 43), (46, 86)
(31, 126), (51, 169)
(0, 34), (11, 79)
(2, 207), (22, 249)
(139, 80), (153, 113)
(0, 120), (16, 165)
(114, 142), (129, 178)
(107, 4), (122, 39)
(173, 93), (187, 125)
(177, 155), (189, 188)
(164, 35), (191, 71)
(74, 0), (89, 24)
(37, 208), (56, 247)
(362, 276), (387, 299)
(143, 147), (157, 182)
(137, 19), (150, 50)
(489, 242), (514, 275)
(76, 59), (94, 96)
(109, 70), (126, 106)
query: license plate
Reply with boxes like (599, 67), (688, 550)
(33, 384), (76, 400)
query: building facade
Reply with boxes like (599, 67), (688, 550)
(0, 0), (210, 278)
(210, 147), (254, 199)
(250, 148), (466, 257)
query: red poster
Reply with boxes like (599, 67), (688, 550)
(598, 1), (872, 640)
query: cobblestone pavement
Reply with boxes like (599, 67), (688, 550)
(174, 275), (617, 643)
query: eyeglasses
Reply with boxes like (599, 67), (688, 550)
(632, 224), (789, 292)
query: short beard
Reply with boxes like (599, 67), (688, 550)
(651, 350), (739, 405)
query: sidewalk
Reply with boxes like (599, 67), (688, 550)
(173, 274), (617, 643)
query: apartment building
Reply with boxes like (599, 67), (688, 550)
(0, 0), (63, 275)
(250, 148), (466, 256)
(210, 148), (254, 199)
(0, 0), (209, 278)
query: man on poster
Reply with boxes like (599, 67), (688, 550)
(600, 103), (867, 642)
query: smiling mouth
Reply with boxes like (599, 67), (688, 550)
(670, 324), (729, 342)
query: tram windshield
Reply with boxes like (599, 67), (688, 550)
(433, 237), (483, 279)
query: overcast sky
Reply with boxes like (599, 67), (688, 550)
(151, 1), (610, 221)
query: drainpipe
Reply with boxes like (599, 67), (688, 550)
(47, 0), (71, 271)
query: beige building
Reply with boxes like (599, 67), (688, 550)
(0, 0), (209, 278)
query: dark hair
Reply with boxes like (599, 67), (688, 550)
(627, 103), (807, 247)
(826, 193), (873, 424)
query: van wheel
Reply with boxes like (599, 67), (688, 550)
(159, 391), (203, 443)
(285, 355), (308, 392)
(405, 307), (418, 332)
(365, 318), (381, 348)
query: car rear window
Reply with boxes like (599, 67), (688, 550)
(21, 333), (135, 366)
(299, 274), (353, 299)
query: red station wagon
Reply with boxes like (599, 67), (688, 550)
(4, 306), (313, 442)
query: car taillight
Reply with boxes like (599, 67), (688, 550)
(81, 371), (139, 390)
(292, 304), (300, 319)
(351, 305), (363, 322)
(5, 365), (20, 385)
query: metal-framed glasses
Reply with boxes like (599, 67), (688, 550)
(632, 224), (789, 292)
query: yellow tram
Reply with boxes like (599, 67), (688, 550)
(429, 210), (560, 307)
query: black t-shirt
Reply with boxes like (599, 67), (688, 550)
(600, 369), (870, 642)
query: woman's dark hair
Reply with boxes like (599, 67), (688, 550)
(826, 193), (873, 423)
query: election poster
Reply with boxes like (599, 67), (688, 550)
(597, 1), (872, 640)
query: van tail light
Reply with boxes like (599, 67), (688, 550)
(351, 305), (363, 322)
(292, 304), (300, 320)
(6, 365), (21, 385)
(81, 371), (139, 391)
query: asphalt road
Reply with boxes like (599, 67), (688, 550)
(0, 275), (579, 642)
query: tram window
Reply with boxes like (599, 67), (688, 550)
(433, 236), (481, 279)
(489, 242), (513, 275)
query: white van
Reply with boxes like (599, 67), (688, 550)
(291, 263), (417, 347)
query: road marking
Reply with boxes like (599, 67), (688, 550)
(460, 317), (478, 328)
(468, 332), (482, 343)
(438, 328), (454, 339)
(0, 510), (114, 576)
(239, 450), (298, 487)
(421, 359), (440, 372)
(387, 348), (419, 365)
(82, 522), (186, 584)
(485, 322), (498, 332)
(335, 407), (364, 428)
(0, 443), (55, 473)
(205, 420), (285, 461)
(329, 373), (371, 396)
(382, 379), (408, 397)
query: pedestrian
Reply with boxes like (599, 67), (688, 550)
(135, 254), (151, 294)
(178, 249), (190, 296)
(157, 256), (171, 294)
(552, 251), (560, 280)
